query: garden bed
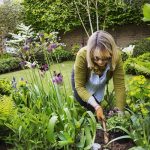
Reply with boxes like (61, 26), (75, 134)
(95, 129), (135, 150)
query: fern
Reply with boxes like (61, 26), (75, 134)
(0, 96), (15, 117)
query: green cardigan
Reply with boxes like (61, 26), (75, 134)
(74, 47), (126, 111)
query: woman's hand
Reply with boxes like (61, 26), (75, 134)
(95, 106), (105, 121)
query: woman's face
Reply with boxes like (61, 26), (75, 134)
(92, 49), (111, 67)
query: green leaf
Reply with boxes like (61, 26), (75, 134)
(106, 135), (132, 146)
(142, 3), (150, 22)
(18, 125), (22, 141)
(47, 115), (58, 143)
(84, 126), (92, 149)
(76, 128), (86, 148)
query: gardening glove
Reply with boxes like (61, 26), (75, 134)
(87, 96), (105, 121)
(95, 106), (105, 121)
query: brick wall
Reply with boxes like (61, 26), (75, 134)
(60, 24), (150, 50)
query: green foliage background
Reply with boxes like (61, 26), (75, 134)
(23, 0), (150, 33)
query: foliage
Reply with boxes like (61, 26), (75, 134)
(23, 0), (81, 32)
(0, 95), (15, 118)
(5, 80), (97, 149)
(0, 79), (12, 96)
(126, 75), (150, 116)
(106, 112), (131, 132)
(12, 77), (30, 107)
(0, 57), (21, 74)
(6, 24), (69, 64)
(22, 0), (148, 33)
(124, 53), (150, 77)
(142, 3), (150, 22)
(0, 1), (23, 34)
(49, 47), (74, 62)
(107, 114), (150, 149)
(131, 39), (150, 57)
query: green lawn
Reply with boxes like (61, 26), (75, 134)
(0, 60), (135, 95)
(0, 61), (74, 94)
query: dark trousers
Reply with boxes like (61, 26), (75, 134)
(71, 69), (96, 113)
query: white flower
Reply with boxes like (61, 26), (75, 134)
(122, 45), (135, 56)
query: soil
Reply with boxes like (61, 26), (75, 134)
(95, 129), (135, 150)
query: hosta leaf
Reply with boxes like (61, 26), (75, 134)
(47, 115), (58, 143)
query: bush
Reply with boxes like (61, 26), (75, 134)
(0, 79), (12, 96)
(124, 53), (150, 77)
(35, 47), (74, 64)
(132, 39), (150, 57)
(50, 47), (74, 62)
(0, 57), (21, 74)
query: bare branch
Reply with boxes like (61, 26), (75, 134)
(74, 0), (90, 37)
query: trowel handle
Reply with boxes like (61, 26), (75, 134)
(102, 120), (109, 144)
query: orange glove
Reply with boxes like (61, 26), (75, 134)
(95, 106), (105, 121)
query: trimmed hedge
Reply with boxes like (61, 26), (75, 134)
(0, 57), (21, 74)
(35, 48), (74, 64)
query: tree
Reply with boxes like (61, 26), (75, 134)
(0, 1), (23, 33)
(0, 0), (23, 52)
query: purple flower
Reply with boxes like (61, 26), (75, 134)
(39, 33), (44, 37)
(47, 43), (57, 52)
(52, 71), (63, 84)
(40, 64), (49, 72)
(23, 45), (30, 51)
(19, 61), (27, 67)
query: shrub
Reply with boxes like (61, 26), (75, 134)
(126, 75), (150, 116)
(50, 47), (74, 62)
(35, 47), (74, 64)
(0, 79), (12, 96)
(132, 39), (150, 57)
(124, 53), (150, 77)
(0, 57), (21, 74)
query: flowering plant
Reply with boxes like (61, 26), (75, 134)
(122, 45), (135, 57)
(126, 75), (150, 116)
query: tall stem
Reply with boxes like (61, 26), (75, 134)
(86, 0), (93, 34)
(95, 0), (99, 31)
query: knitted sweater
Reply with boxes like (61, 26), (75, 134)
(74, 47), (126, 110)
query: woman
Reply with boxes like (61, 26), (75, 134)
(71, 30), (126, 121)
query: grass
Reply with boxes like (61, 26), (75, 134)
(0, 61), (74, 95)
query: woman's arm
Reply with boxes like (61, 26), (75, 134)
(113, 52), (126, 111)
(74, 49), (92, 101)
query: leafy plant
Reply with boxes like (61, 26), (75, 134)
(22, 0), (147, 33)
(126, 75), (150, 116)
(124, 53), (150, 77)
(142, 3), (150, 22)
(131, 39), (150, 57)
(0, 1), (23, 33)
(0, 57), (21, 74)
(0, 79), (12, 96)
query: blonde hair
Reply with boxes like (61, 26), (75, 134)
(86, 30), (119, 70)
